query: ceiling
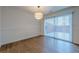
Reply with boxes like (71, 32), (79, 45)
(19, 6), (70, 15)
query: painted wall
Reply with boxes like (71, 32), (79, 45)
(73, 7), (79, 44)
(44, 7), (79, 44)
(0, 7), (2, 46)
(40, 18), (44, 35)
(1, 6), (40, 45)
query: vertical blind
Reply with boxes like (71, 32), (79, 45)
(44, 13), (72, 41)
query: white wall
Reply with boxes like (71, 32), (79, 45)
(40, 18), (44, 35)
(72, 7), (79, 44)
(1, 6), (40, 45)
(0, 7), (2, 47)
(45, 7), (79, 44)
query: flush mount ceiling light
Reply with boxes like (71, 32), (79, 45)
(34, 6), (43, 20)
(34, 12), (43, 20)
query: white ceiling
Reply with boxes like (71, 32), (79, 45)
(19, 6), (70, 15)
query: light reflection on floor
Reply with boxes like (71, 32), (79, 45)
(43, 36), (79, 53)
(44, 32), (72, 42)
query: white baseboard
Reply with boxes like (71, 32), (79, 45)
(1, 34), (41, 46)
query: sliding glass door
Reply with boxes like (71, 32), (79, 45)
(44, 17), (55, 37)
(44, 13), (72, 42)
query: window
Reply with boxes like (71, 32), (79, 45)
(44, 13), (72, 42)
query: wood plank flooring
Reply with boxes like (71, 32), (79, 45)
(0, 36), (79, 53)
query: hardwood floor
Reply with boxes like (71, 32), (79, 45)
(0, 36), (79, 53)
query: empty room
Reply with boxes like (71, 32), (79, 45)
(0, 6), (79, 53)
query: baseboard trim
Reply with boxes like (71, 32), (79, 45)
(0, 35), (42, 48)
(1, 35), (79, 49)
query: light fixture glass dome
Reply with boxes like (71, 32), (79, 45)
(34, 12), (43, 20)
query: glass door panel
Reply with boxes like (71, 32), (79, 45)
(54, 16), (65, 39)
(44, 13), (72, 42)
(44, 17), (55, 37)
